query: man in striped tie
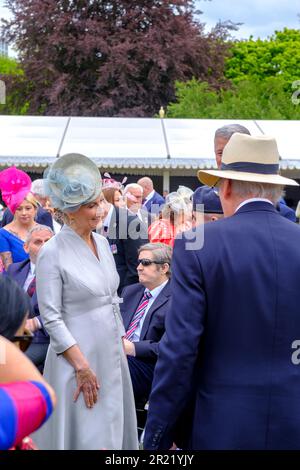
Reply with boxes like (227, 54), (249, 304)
(121, 243), (172, 405)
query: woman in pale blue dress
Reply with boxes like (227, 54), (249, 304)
(33, 153), (138, 450)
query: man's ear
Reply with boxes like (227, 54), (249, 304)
(221, 179), (232, 199)
(162, 263), (169, 275)
(23, 242), (29, 254)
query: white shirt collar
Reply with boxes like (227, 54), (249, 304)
(146, 279), (168, 300)
(128, 208), (143, 221)
(144, 190), (155, 203)
(30, 261), (36, 275)
(235, 198), (273, 213)
(103, 204), (114, 228)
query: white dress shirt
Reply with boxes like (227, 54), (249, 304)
(23, 262), (36, 292)
(23, 261), (41, 329)
(143, 190), (155, 206)
(131, 280), (168, 342)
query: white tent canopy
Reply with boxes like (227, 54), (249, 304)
(0, 116), (299, 170)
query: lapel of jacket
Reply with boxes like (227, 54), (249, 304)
(16, 259), (31, 288)
(123, 286), (145, 330)
(140, 281), (171, 340)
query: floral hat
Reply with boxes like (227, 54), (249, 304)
(0, 167), (32, 214)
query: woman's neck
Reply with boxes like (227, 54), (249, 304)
(70, 225), (92, 243)
(12, 220), (35, 231)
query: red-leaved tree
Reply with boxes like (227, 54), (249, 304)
(2, 0), (232, 116)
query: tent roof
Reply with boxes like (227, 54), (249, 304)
(0, 116), (299, 170)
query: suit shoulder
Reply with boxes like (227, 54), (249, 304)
(6, 260), (25, 274)
(122, 282), (143, 297)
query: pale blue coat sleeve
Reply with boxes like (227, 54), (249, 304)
(36, 239), (77, 354)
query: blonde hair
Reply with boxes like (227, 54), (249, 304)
(23, 192), (39, 209)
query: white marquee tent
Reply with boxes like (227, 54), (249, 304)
(0, 116), (299, 190)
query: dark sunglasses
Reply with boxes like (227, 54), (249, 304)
(138, 258), (168, 267)
(12, 333), (34, 353)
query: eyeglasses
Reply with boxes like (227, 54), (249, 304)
(138, 258), (169, 267)
(11, 333), (34, 353)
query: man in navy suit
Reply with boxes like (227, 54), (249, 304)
(138, 177), (165, 216)
(121, 242), (172, 404)
(100, 196), (149, 294)
(144, 133), (300, 450)
(6, 224), (53, 371)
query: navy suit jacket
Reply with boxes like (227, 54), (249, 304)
(277, 201), (296, 222)
(144, 191), (165, 215)
(106, 207), (148, 294)
(6, 259), (49, 344)
(121, 281), (171, 361)
(144, 202), (300, 450)
(1, 206), (54, 230)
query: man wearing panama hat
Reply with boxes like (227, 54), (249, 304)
(144, 133), (300, 450)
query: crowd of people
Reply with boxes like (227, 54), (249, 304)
(1, 123), (300, 450)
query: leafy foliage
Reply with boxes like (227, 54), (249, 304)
(166, 28), (300, 119)
(166, 77), (300, 119)
(225, 29), (300, 85)
(0, 55), (29, 114)
(1, 0), (231, 116)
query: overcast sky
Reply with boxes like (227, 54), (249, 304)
(0, 0), (299, 43)
(197, 0), (299, 39)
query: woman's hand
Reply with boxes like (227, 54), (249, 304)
(73, 367), (100, 409)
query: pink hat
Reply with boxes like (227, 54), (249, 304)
(0, 167), (32, 214)
(102, 173), (127, 191)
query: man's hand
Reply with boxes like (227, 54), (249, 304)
(26, 318), (40, 333)
(122, 338), (136, 356)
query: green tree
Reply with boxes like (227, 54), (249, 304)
(166, 28), (300, 119)
(166, 77), (300, 119)
(0, 55), (20, 75)
(0, 56), (29, 114)
(1, 0), (231, 117)
(225, 29), (300, 85)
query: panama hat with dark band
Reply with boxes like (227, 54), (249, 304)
(198, 133), (299, 187)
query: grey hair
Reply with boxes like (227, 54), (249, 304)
(138, 242), (172, 278)
(214, 124), (251, 141)
(228, 180), (284, 204)
(123, 183), (143, 195)
(25, 224), (54, 243)
(31, 179), (47, 197)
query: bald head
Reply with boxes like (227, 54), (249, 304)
(137, 177), (154, 198)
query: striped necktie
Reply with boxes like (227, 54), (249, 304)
(125, 291), (152, 340)
(27, 276), (36, 298)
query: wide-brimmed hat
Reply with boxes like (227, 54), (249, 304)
(44, 153), (102, 212)
(198, 133), (298, 187)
